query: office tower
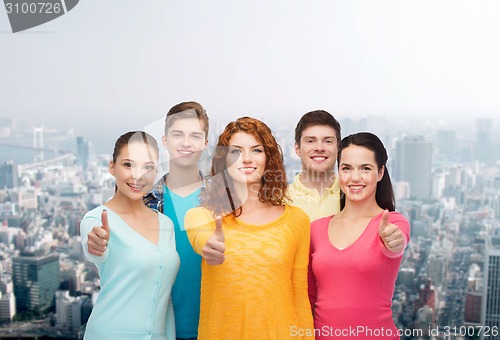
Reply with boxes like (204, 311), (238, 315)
(437, 130), (457, 161)
(60, 261), (85, 294)
(0, 277), (16, 322)
(0, 161), (18, 189)
(464, 290), (482, 325)
(76, 136), (90, 170)
(428, 253), (446, 287)
(481, 236), (500, 340)
(56, 290), (84, 333)
(476, 118), (493, 163)
(12, 251), (60, 314)
(394, 136), (432, 200)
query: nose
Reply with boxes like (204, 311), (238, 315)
(242, 150), (253, 163)
(132, 167), (144, 180)
(314, 140), (325, 151)
(350, 169), (361, 181)
(181, 135), (190, 147)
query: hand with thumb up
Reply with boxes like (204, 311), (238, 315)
(378, 210), (405, 253)
(87, 210), (111, 257)
(202, 216), (226, 265)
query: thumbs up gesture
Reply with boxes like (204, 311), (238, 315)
(87, 210), (111, 256)
(202, 216), (226, 265)
(378, 210), (404, 253)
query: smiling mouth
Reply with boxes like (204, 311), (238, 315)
(238, 167), (257, 174)
(178, 150), (193, 156)
(349, 185), (364, 190)
(311, 156), (327, 161)
(128, 183), (145, 189)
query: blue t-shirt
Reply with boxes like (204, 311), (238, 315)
(163, 185), (202, 339)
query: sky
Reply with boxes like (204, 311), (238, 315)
(1, 0), (499, 149)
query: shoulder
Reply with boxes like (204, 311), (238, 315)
(371, 211), (410, 236)
(310, 215), (332, 235)
(311, 215), (332, 228)
(287, 174), (302, 192)
(184, 207), (216, 229)
(388, 211), (409, 224)
(388, 211), (410, 236)
(155, 210), (174, 226)
(286, 204), (310, 223)
(80, 206), (107, 236)
(82, 205), (107, 221)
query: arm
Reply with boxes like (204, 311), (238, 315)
(307, 237), (317, 316)
(165, 297), (176, 340)
(291, 211), (315, 339)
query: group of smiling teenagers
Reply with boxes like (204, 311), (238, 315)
(80, 101), (410, 340)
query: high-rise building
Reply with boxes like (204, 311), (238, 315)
(56, 290), (84, 333)
(428, 253), (446, 287)
(464, 289), (482, 325)
(12, 251), (60, 314)
(394, 136), (432, 200)
(476, 118), (493, 163)
(0, 277), (16, 322)
(436, 130), (457, 161)
(0, 161), (18, 189)
(76, 136), (90, 170)
(481, 236), (500, 340)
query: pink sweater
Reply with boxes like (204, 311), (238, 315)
(308, 211), (410, 339)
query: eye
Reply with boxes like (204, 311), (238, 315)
(192, 135), (203, 140)
(172, 133), (182, 138)
(124, 162), (132, 168)
(305, 139), (314, 144)
(252, 148), (264, 153)
(230, 149), (241, 154)
(145, 164), (156, 171)
(340, 166), (351, 172)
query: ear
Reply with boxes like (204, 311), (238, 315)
(378, 165), (385, 182)
(162, 135), (168, 148)
(108, 161), (115, 176)
(294, 142), (301, 158)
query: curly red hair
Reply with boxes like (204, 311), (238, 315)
(200, 117), (288, 216)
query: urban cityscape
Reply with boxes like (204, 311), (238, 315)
(0, 114), (498, 339)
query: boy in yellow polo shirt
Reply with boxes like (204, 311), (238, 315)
(288, 110), (342, 221)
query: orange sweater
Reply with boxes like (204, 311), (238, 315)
(185, 204), (314, 340)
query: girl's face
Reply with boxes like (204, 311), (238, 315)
(226, 132), (267, 186)
(338, 144), (384, 204)
(109, 141), (158, 200)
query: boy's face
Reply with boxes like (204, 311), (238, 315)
(294, 124), (338, 175)
(163, 117), (207, 168)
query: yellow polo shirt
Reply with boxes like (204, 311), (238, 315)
(287, 173), (341, 222)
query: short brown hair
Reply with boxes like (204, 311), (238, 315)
(164, 101), (209, 137)
(294, 110), (341, 148)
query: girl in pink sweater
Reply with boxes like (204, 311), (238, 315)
(308, 132), (410, 339)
